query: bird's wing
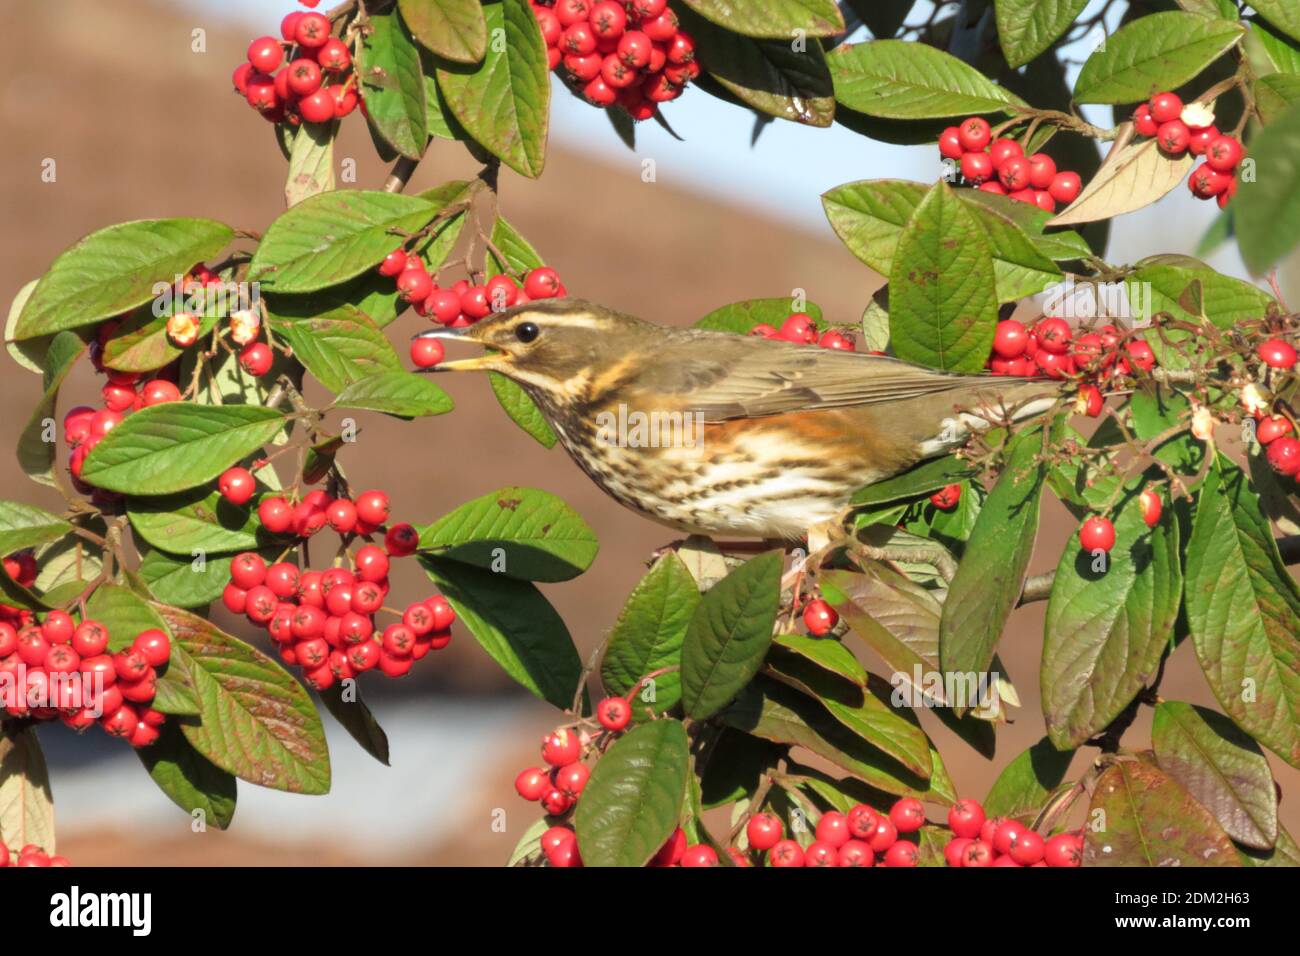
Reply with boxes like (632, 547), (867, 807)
(649, 332), (1036, 422)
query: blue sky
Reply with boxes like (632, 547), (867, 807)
(187, 0), (1246, 276)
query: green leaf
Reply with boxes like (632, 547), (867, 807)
(694, 297), (823, 335)
(14, 218), (233, 339)
(677, 0), (844, 38)
(137, 549), (234, 609)
(772, 633), (867, 686)
(417, 486), (598, 582)
(1153, 701), (1277, 849)
(983, 737), (1075, 819)
(1185, 455), (1300, 768)
(484, 214), (544, 275)
(1252, 22), (1300, 74)
(0, 502), (71, 556)
(680, 551), (783, 719)
(17, 332), (86, 489)
(1073, 12), (1245, 104)
(284, 118), (337, 208)
(156, 604), (331, 794)
(1126, 263), (1274, 368)
(399, 0), (487, 63)
(137, 722), (238, 830)
(421, 556), (583, 710)
(827, 40), (1024, 119)
(1235, 102), (1300, 274)
(86, 583), (171, 652)
(0, 726), (56, 854)
(1042, 492), (1182, 749)
(1239, 826), (1300, 867)
(725, 678), (955, 800)
(940, 425), (1050, 681)
(574, 719), (690, 867)
(6, 279), (46, 374)
(700, 729), (780, 808)
(81, 404), (287, 496)
(1252, 1), (1300, 44)
(271, 304), (403, 393)
(676, 6), (835, 126)
(995, 0), (1090, 68)
(486, 372), (558, 447)
(360, 8), (429, 159)
(823, 180), (1063, 303)
(100, 306), (212, 374)
(888, 182), (999, 372)
(435, 0), (550, 178)
(128, 488), (261, 555)
(1083, 760), (1239, 866)
(766, 649), (933, 778)
(248, 190), (439, 293)
(1256, 72), (1300, 123)
(600, 554), (700, 715)
(318, 683), (391, 767)
(333, 371), (454, 418)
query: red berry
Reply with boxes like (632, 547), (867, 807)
(378, 248), (407, 277)
(1267, 437), (1300, 476)
(515, 766), (549, 801)
(779, 313), (817, 344)
(929, 483), (962, 510)
(1076, 382), (1104, 418)
(317, 37), (352, 72)
(802, 598), (837, 636)
(286, 57), (322, 96)
(554, 0), (590, 26)
(295, 11), (331, 48)
(1044, 832), (1083, 867)
(867, 817), (898, 853)
(299, 89), (336, 124)
(1149, 92), (1184, 123)
(1257, 415), (1293, 446)
(1048, 171), (1082, 204)
(1124, 339), (1156, 373)
(992, 319), (1028, 359)
(1259, 338), (1297, 370)
(1010, 828), (1045, 865)
(239, 343), (273, 377)
(41, 610), (74, 645)
(132, 629), (170, 668)
(962, 839), (995, 867)
(1189, 125), (1219, 156)
(596, 696), (631, 731)
(1157, 119), (1190, 155)
(998, 155), (1031, 191)
(680, 845), (719, 867)
(889, 797), (925, 833)
(884, 840), (919, 867)
(767, 839), (804, 867)
(846, 804), (878, 839)
(746, 812), (783, 851)
(1079, 515), (1116, 553)
(101, 704), (139, 739)
(961, 151), (994, 184)
(1133, 102), (1159, 136)
(218, 466), (256, 506)
(641, 10), (679, 42)
(1189, 163), (1231, 199)
(988, 137), (1023, 169)
(938, 126), (963, 160)
(1139, 487), (1163, 528)
(541, 728), (582, 766)
(947, 799), (985, 840)
(140, 379), (181, 406)
(230, 552), (267, 589)
(957, 116), (991, 151)
(247, 36), (283, 73)
(69, 620), (106, 658)
(384, 523), (419, 557)
(1206, 134), (1244, 172)
(814, 811), (851, 848)
(396, 268), (434, 303)
(354, 545), (390, 583)
(1036, 317), (1072, 354)
(355, 490), (390, 526)
(265, 562), (300, 599)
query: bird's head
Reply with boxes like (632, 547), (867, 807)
(415, 297), (658, 395)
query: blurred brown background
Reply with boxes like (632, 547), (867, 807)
(2, 0), (1297, 865)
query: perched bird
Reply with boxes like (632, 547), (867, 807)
(419, 298), (1061, 539)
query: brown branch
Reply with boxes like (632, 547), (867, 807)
(381, 155), (422, 194)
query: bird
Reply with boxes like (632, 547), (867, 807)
(418, 298), (1062, 540)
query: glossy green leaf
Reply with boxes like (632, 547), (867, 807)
(14, 218), (233, 339)
(1252, 1), (1300, 44)
(137, 549), (234, 609)
(488, 372), (557, 447)
(680, 551), (783, 719)
(772, 633), (867, 686)
(0, 502), (71, 556)
(421, 556), (584, 710)
(249, 190), (439, 293)
(678, 0), (844, 38)
(435, 0), (550, 178)
(574, 719), (690, 867)
(399, 0), (487, 63)
(694, 297), (823, 335)
(995, 0), (1089, 67)
(157, 604), (331, 794)
(1074, 12), (1245, 104)
(137, 722), (238, 830)
(889, 182), (998, 372)
(1153, 701), (1277, 849)
(284, 118), (336, 208)
(827, 40), (1023, 119)
(360, 8), (429, 159)
(600, 553), (699, 714)
(81, 404), (286, 496)
(1185, 455), (1300, 768)
(17, 332), (86, 489)
(333, 371), (454, 418)
(850, 454), (976, 506)
(86, 583), (172, 652)
(128, 489), (260, 555)
(1235, 101), (1300, 274)
(318, 683), (391, 767)
(1083, 760), (1239, 866)
(417, 486), (598, 582)
(983, 737), (1075, 819)
(1042, 493), (1182, 749)
(940, 425), (1050, 682)
(272, 304), (403, 392)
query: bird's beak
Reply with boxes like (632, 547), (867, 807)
(413, 327), (503, 373)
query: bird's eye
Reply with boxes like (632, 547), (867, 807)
(515, 321), (540, 344)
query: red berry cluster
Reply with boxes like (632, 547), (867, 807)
(1133, 92), (1244, 208)
(216, 488), (454, 689)
(232, 9), (358, 126)
(376, 245), (569, 369)
(0, 843), (70, 868)
(1253, 338), (1300, 482)
(746, 798), (928, 866)
(749, 313), (858, 352)
(0, 611), (168, 749)
(533, 0), (698, 117)
(986, 316), (1156, 383)
(944, 798), (1082, 867)
(939, 118), (1083, 212)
